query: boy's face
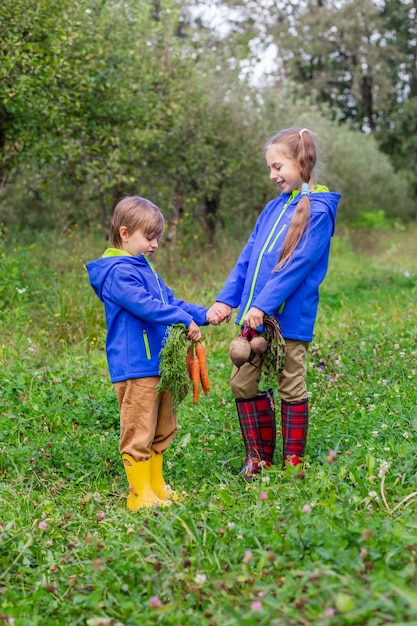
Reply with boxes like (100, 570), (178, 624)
(120, 227), (159, 257)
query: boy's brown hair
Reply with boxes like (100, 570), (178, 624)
(110, 196), (165, 249)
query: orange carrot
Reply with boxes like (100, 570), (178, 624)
(190, 344), (200, 405)
(196, 341), (210, 395)
(186, 343), (193, 379)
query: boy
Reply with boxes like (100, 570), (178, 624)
(86, 196), (210, 509)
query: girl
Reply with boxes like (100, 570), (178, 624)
(207, 127), (341, 477)
(86, 196), (211, 509)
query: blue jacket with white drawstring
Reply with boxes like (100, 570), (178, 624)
(216, 186), (341, 342)
(86, 250), (208, 383)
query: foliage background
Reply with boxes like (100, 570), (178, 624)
(1, 0), (416, 241)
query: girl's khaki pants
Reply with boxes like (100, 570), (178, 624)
(230, 339), (309, 402)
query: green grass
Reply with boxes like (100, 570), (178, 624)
(1, 225), (417, 625)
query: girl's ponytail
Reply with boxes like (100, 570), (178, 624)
(265, 128), (316, 271)
(274, 193), (310, 271)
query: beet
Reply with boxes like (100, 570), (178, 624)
(249, 335), (268, 355)
(229, 336), (252, 367)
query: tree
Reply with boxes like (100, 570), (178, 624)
(0, 0), (206, 226)
(1, 0), (271, 238)
(1, 0), (415, 234)
(256, 0), (398, 132)
(184, 0), (417, 206)
(0, 0), (86, 181)
(376, 0), (417, 192)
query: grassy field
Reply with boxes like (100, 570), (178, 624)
(0, 224), (417, 625)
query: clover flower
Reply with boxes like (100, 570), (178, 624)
(243, 549), (253, 564)
(194, 573), (207, 585)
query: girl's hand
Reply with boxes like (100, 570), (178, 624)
(207, 302), (232, 325)
(243, 306), (265, 330)
(187, 320), (202, 342)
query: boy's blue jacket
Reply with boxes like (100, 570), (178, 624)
(216, 187), (341, 342)
(86, 250), (208, 383)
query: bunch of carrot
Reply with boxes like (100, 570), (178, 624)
(157, 324), (210, 409)
(157, 324), (192, 411)
(186, 341), (210, 405)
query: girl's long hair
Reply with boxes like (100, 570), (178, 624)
(264, 128), (317, 271)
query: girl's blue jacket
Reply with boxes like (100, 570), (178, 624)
(216, 187), (341, 342)
(86, 250), (208, 383)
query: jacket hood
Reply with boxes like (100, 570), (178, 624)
(313, 189), (340, 236)
(86, 251), (148, 302)
(284, 186), (340, 236)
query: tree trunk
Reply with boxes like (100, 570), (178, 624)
(152, 0), (161, 21)
(165, 192), (183, 249)
(0, 104), (13, 186)
(361, 73), (374, 130)
(203, 189), (223, 243)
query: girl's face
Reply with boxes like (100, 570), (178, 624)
(119, 226), (159, 257)
(265, 145), (302, 194)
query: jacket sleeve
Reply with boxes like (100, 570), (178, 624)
(107, 267), (196, 327)
(253, 207), (334, 314)
(215, 199), (280, 307)
(164, 284), (209, 326)
(215, 224), (262, 307)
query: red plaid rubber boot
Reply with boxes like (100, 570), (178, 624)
(235, 390), (276, 479)
(281, 398), (309, 468)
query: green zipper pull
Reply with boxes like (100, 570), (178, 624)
(143, 329), (151, 359)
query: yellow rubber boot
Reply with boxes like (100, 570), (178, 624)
(122, 454), (170, 510)
(151, 450), (179, 501)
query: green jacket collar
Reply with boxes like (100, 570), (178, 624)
(102, 248), (132, 258)
(291, 184), (329, 200)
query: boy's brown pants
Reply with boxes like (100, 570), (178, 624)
(114, 377), (177, 462)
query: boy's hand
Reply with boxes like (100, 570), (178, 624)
(187, 320), (201, 342)
(207, 302), (232, 325)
